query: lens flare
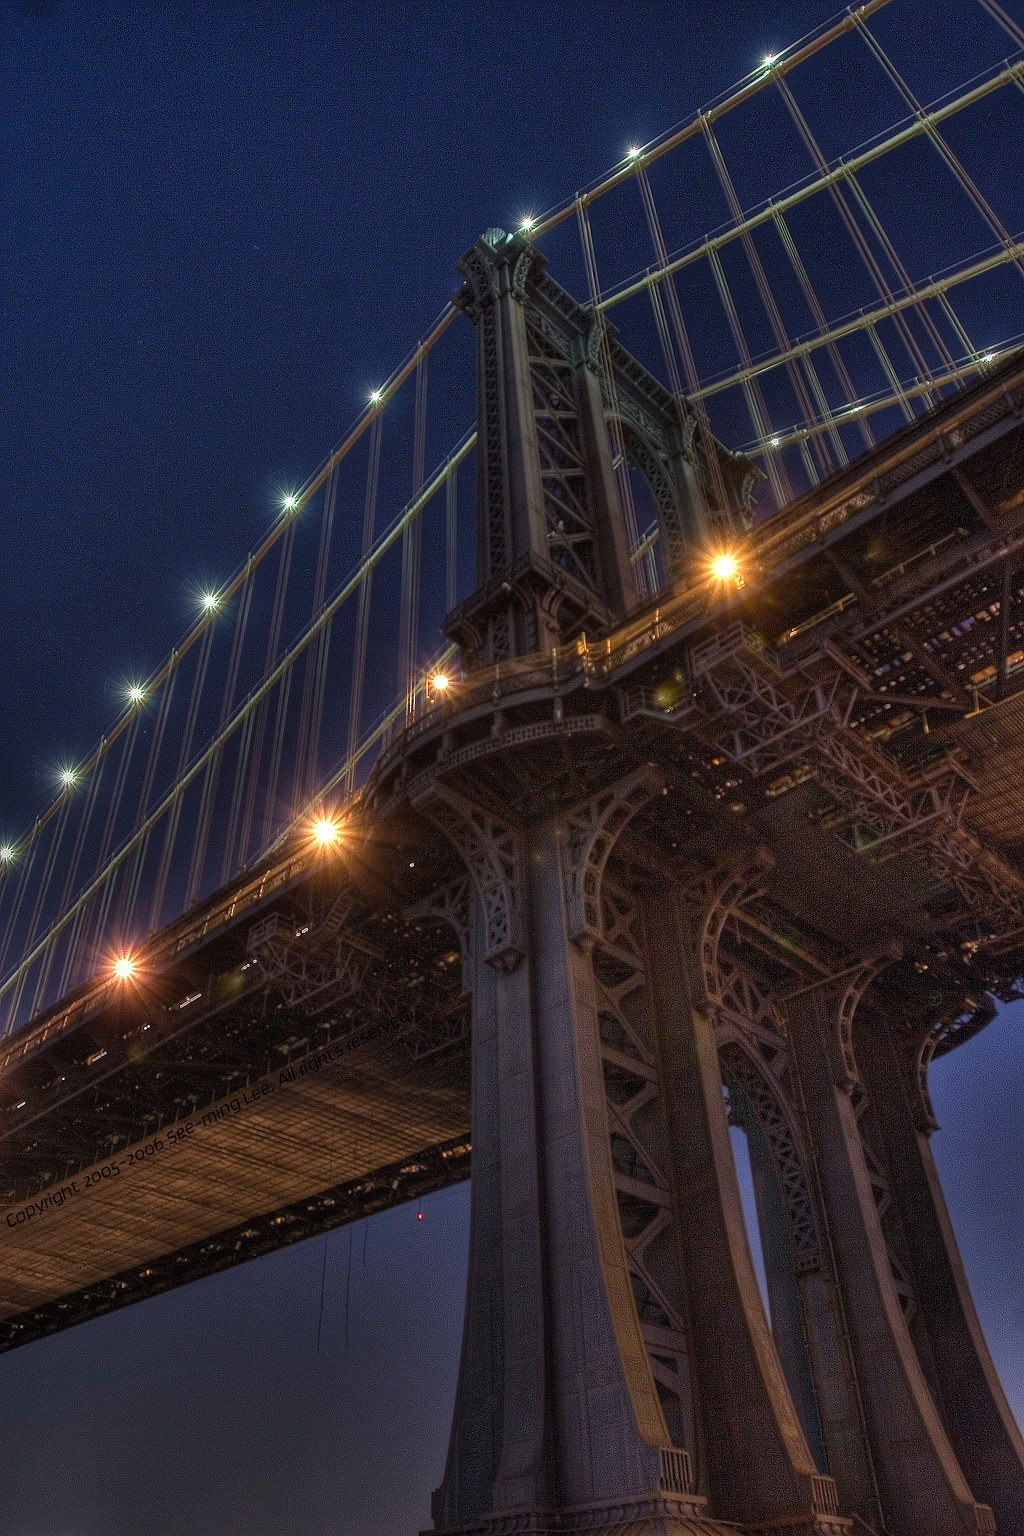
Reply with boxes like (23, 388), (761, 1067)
(201, 592), (219, 612)
(128, 685), (145, 704)
(429, 672), (451, 693)
(112, 954), (137, 982)
(311, 816), (341, 849)
(710, 552), (739, 582)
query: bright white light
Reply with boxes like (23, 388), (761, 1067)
(283, 493), (298, 511)
(128, 685), (145, 705)
(0, 846), (13, 864)
(769, 436), (780, 448)
(429, 672), (451, 693)
(112, 954), (137, 982)
(519, 216), (536, 233)
(369, 388), (383, 405)
(201, 592), (219, 612)
(762, 52), (779, 67)
(311, 816), (341, 849)
(710, 551), (744, 587)
(60, 768), (77, 788)
(982, 353), (996, 364)
(626, 145), (643, 160)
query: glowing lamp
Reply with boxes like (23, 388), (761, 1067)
(283, 493), (298, 510)
(128, 685), (145, 704)
(0, 846), (13, 864)
(60, 769), (77, 788)
(113, 955), (137, 983)
(201, 592), (219, 612)
(626, 145), (642, 160)
(519, 217), (536, 233)
(369, 388), (383, 405)
(710, 552), (739, 582)
(312, 816), (341, 850)
(429, 672), (450, 693)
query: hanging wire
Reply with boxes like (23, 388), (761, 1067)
(576, 198), (653, 591)
(301, 469), (342, 802)
(0, 826), (40, 1010)
(110, 667), (183, 941)
(975, 0), (1024, 56)
(401, 356), (428, 721)
(446, 469), (458, 614)
(773, 73), (941, 401)
(345, 413), (384, 793)
(148, 622), (217, 932)
(769, 211), (872, 453)
(31, 751), (108, 1014)
(295, 467), (340, 809)
(184, 564), (256, 909)
(3, 796), (74, 1033)
(706, 244), (794, 506)
(701, 121), (836, 483)
(633, 164), (735, 531)
(854, 13), (1024, 291)
(234, 520), (297, 874)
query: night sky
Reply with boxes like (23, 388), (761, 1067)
(1, 2), (1022, 1532)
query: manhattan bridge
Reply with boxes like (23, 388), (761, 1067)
(2, 3), (1024, 1532)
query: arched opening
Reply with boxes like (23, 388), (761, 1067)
(722, 1060), (829, 1475)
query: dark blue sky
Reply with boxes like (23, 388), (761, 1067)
(1, 1), (1022, 1531)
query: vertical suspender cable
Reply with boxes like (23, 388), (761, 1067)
(976, 0), (1024, 48)
(446, 466), (458, 615)
(69, 715), (142, 984)
(259, 669), (294, 854)
(706, 245), (793, 507)
(235, 521), (297, 872)
(304, 467), (341, 800)
(0, 824), (40, 999)
(774, 75), (940, 402)
(4, 797), (73, 1033)
(295, 467), (340, 809)
(148, 621), (216, 932)
(57, 736), (119, 995)
(701, 122), (838, 481)
(32, 749), (108, 1012)
(856, 15), (1024, 292)
(110, 668), (180, 942)
(345, 413), (383, 794)
(184, 565), (255, 909)
(400, 357), (427, 721)
(576, 199), (652, 591)
(221, 708), (257, 884)
(633, 167), (734, 534)
(769, 212), (874, 452)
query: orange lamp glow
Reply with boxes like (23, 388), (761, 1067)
(112, 955), (137, 983)
(312, 816), (341, 849)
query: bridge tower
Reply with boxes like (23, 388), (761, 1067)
(410, 231), (1024, 1536)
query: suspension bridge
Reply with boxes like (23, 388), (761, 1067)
(2, 2), (1024, 1531)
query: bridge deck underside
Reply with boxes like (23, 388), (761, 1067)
(0, 1032), (470, 1346)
